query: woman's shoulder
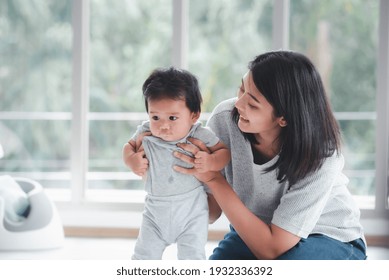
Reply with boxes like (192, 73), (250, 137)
(207, 98), (237, 128)
(211, 98), (237, 116)
(322, 151), (345, 170)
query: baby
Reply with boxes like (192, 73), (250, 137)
(123, 67), (230, 259)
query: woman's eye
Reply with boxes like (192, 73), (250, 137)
(248, 103), (257, 109)
(169, 116), (178, 121)
(151, 116), (159, 121)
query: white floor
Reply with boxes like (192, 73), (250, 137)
(0, 238), (217, 260)
(0, 237), (388, 260)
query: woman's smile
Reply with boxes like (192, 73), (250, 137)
(239, 115), (249, 123)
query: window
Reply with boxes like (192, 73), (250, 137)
(189, 0), (272, 111)
(0, 0), (388, 236)
(87, 0), (172, 202)
(289, 0), (379, 209)
(0, 1), (73, 199)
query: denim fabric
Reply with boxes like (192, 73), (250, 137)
(277, 234), (366, 260)
(209, 226), (257, 260)
(209, 226), (366, 260)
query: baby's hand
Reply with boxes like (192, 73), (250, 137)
(194, 151), (215, 173)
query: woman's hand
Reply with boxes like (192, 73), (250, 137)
(173, 137), (221, 183)
(133, 132), (152, 152)
(123, 132), (152, 177)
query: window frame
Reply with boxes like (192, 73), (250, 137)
(366, 0), (389, 230)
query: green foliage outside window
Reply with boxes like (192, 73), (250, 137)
(0, 0), (379, 198)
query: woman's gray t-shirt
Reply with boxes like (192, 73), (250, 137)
(207, 98), (365, 243)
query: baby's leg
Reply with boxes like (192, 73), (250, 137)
(132, 208), (167, 260)
(176, 190), (208, 260)
(176, 222), (208, 260)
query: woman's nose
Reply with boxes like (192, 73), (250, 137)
(235, 93), (246, 110)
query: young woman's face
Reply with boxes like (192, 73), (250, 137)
(148, 98), (199, 142)
(234, 71), (285, 138)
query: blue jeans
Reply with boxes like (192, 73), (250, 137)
(209, 226), (367, 260)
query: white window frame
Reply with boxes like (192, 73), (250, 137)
(367, 0), (389, 233)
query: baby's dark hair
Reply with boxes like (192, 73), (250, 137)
(142, 67), (202, 113)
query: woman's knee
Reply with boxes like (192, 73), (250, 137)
(277, 234), (366, 260)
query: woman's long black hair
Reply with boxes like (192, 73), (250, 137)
(233, 51), (341, 187)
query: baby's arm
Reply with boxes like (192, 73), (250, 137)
(194, 141), (230, 173)
(122, 139), (149, 177)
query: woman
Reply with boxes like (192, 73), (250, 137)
(174, 50), (366, 260)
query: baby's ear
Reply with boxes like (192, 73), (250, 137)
(192, 112), (200, 123)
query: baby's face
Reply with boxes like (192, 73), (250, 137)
(148, 98), (199, 141)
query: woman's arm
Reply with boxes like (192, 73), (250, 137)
(204, 173), (300, 259)
(174, 138), (300, 260)
(207, 192), (222, 224)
